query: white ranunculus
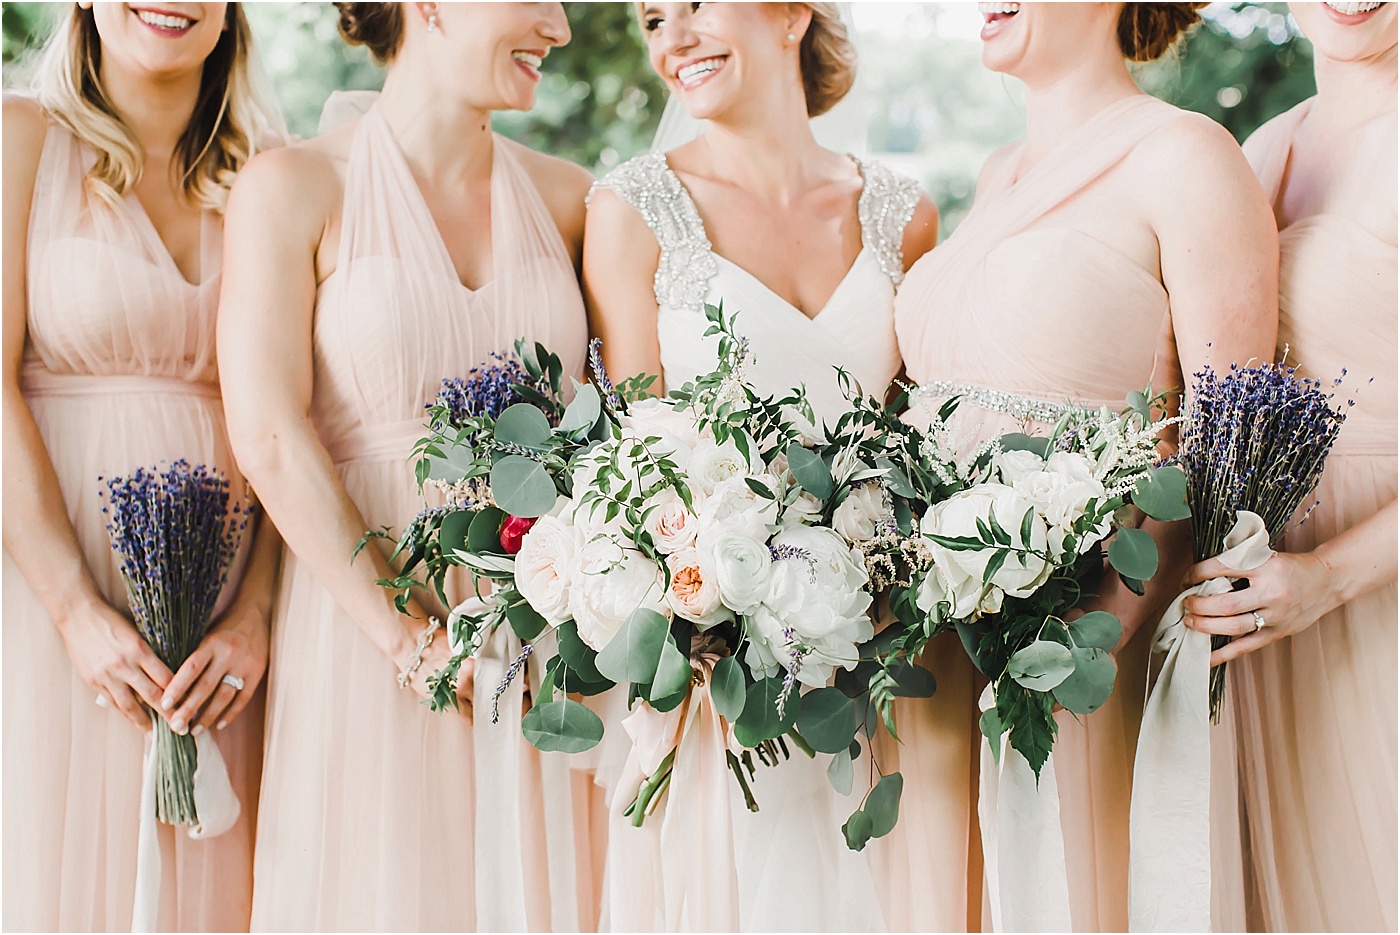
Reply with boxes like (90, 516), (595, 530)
(642, 485), (700, 553)
(664, 547), (733, 630)
(744, 525), (873, 686)
(689, 437), (760, 495)
(568, 536), (669, 651)
(696, 475), (779, 543)
(619, 397), (702, 471)
(514, 514), (579, 626)
(921, 484), (1053, 619)
(832, 483), (885, 543)
(696, 529), (773, 616)
(994, 448), (1047, 484)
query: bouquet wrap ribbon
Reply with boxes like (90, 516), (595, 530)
(978, 684), (1073, 933)
(1128, 510), (1273, 932)
(464, 599), (581, 932)
(614, 651), (743, 932)
(131, 727), (240, 932)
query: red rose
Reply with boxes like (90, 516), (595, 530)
(499, 515), (538, 555)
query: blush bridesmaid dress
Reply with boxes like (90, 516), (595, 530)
(246, 103), (590, 931)
(1230, 99), (1397, 933)
(2, 118), (261, 931)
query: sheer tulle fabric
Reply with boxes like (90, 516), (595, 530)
(248, 104), (588, 931)
(590, 153), (912, 932)
(2, 121), (260, 932)
(892, 95), (1248, 932)
(1229, 102), (1398, 933)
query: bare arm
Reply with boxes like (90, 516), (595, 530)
(2, 97), (173, 728)
(217, 146), (466, 706)
(582, 187), (664, 390)
(901, 193), (940, 272)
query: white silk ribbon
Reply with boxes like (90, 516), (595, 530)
(1128, 510), (1273, 932)
(978, 684), (1073, 933)
(131, 727), (241, 932)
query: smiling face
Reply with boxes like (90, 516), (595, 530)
(640, 2), (806, 122)
(89, 2), (227, 79)
(427, 2), (570, 112)
(976, 2), (1118, 80)
(1291, 2), (1398, 63)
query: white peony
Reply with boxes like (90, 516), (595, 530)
(920, 484), (1052, 619)
(641, 485), (700, 553)
(832, 482), (885, 543)
(780, 489), (824, 529)
(664, 547), (733, 630)
(567, 536), (670, 651)
(696, 528), (773, 615)
(689, 437), (761, 495)
(514, 514), (580, 626)
(619, 397), (701, 470)
(993, 448), (1047, 484)
(744, 525), (874, 686)
(696, 475), (779, 543)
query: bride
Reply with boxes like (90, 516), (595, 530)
(583, 2), (937, 930)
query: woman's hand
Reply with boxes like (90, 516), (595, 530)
(160, 602), (269, 735)
(56, 597), (173, 731)
(392, 610), (475, 720)
(1182, 550), (1339, 665)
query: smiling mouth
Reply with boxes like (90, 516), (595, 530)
(131, 6), (196, 35)
(676, 55), (727, 90)
(1323, 0), (1385, 13)
(977, 2), (1021, 21)
(512, 50), (544, 81)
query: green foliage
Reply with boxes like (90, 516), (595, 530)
(521, 698), (605, 753)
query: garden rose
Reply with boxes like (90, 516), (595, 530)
(568, 536), (669, 651)
(513, 515), (579, 625)
(920, 484), (1052, 619)
(832, 482), (885, 543)
(689, 437), (760, 495)
(641, 486), (700, 553)
(664, 547), (732, 629)
(696, 475), (779, 543)
(619, 397), (701, 470)
(498, 515), (537, 555)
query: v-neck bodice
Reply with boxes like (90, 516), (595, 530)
(25, 121), (222, 386)
(311, 105), (587, 465)
(591, 151), (920, 423)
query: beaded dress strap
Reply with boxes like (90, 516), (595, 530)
(910, 381), (1096, 424)
(852, 157), (921, 289)
(588, 152), (717, 314)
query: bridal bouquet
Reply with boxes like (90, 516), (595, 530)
(101, 461), (248, 826)
(1176, 361), (1348, 718)
(374, 306), (934, 828)
(881, 391), (1190, 779)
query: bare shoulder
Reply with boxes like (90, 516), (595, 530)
(3, 95), (48, 169)
(1138, 110), (1256, 190)
(226, 132), (343, 232)
(505, 138), (593, 252)
(901, 192), (941, 270)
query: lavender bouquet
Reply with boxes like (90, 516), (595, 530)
(1177, 362), (1349, 718)
(101, 461), (247, 825)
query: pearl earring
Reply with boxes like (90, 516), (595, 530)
(427, 11), (439, 32)
(787, 32), (796, 42)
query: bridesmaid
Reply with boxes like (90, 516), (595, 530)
(217, 2), (592, 930)
(893, 2), (1278, 930)
(2, 3), (282, 930)
(585, 3), (938, 930)
(1184, 2), (1397, 929)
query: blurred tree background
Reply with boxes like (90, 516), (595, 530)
(3, 2), (1313, 232)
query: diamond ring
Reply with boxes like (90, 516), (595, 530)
(1251, 611), (1266, 632)
(221, 674), (246, 691)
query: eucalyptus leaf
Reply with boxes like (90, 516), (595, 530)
(1052, 646), (1117, 715)
(709, 655), (746, 721)
(594, 608), (670, 685)
(559, 384), (602, 436)
(1007, 640), (1076, 691)
(865, 772), (904, 838)
(438, 510), (475, 556)
(505, 600), (547, 641)
(734, 677), (800, 747)
(468, 506), (506, 554)
(520, 699), (604, 754)
(1108, 526), (1159, 581)
(490, 455), (559, 518)
(494, 403), (553, 448)
(978, 708), (1005, 765)
(889, 661), (937, 698)
(843, 809), (873, 851)
(827, 747), (854, 796)
(786, 444), (834, 499)
(997, 433), (1052, 458)
(556, 620), (604, 682)
(1133, 466), (1192, 522)
(795, 687), (859, 754)
(1067, 610), (1122, 652)
(649, 635), (693, 702)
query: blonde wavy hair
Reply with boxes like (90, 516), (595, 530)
(31, 3), (283, 214)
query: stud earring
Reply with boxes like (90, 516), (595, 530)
(786, 32), (796, 42)
(427, 10), (439, 32)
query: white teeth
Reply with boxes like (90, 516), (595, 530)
(512, 51), (543, 71)
(677, 57), (725, 87)
(976, 2), (1021, 14)
(136, 10), (193, 30)
(1325, 0), (1384, 12)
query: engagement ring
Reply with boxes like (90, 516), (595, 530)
(222, 674), (246, 691)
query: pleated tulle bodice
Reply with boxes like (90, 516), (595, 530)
(311, 105), (587, 467)
(895, 96), (1193, 417)
(24, 122), (221, 386)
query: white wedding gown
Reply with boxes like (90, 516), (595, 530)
(588, 151), (919, 932)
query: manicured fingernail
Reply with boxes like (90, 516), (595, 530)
(216, 721), (227, 731)
(192, 725), (205, 737)
(161, 697), (174, 711)
(171, 718), (187, 734)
